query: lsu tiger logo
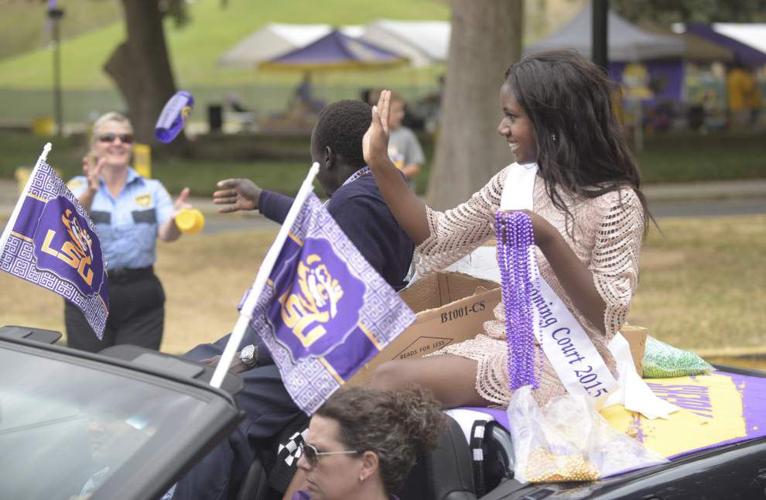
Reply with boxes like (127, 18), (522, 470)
(279, 254), (344, 348)
(40, 207), (96, 286)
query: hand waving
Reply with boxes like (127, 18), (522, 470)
(82, 155), (105, 192)
(363, 89), (392, 170)
(213, 178), (262, 213)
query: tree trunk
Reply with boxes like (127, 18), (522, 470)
(104, 0), (187, 152)
(426, 0), (524, 210)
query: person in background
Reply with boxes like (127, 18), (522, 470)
(726, 60), (762, 129)
(370, 90), (425, 190)
(292, 72), (326, 114)
(66, 112), (192, 352)
(288, 387), (446, 500)
(418, 74), (445, 133)
(224, 92), (257, 131)
(225, 92), (252, 114)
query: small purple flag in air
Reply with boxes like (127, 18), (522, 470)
(155, 91), (194, 144)
(244, 192), (415, 415)
(0, 145), (109, 338)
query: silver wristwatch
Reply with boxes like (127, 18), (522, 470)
(239, 344), (258, 369)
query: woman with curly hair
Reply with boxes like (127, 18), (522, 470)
(289, 387), (446, 500)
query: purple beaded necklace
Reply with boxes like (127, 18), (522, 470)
(495, 210), (539, 390)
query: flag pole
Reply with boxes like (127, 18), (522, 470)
(0, 143), (52, 251)
(210, 162), (321, 388)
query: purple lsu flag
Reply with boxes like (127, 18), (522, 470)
(245, 191), (415, 414)
(0, 144), (108, 338)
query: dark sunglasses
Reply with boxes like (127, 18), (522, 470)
(299, 442), (359, 467)
(98, 133), (134, 144)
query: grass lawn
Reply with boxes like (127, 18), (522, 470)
(1, 214), (764, 360)
(2, 130), (765, 198)
(0, 2), (121, 61)
(0, 131), (309, 197)
(632, 215), (766, 355)
(0, 225), (274, 354)
(638, 132), (766, 184)
(0, 1), (449, 123)
(0, 0), (449, 90)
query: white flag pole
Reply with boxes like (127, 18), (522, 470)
(0, 143), (52, 251)
(210, 162), (321, 388)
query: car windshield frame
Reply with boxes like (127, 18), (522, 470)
(0, 337), (243, 500)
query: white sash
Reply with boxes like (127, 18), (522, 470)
(501, 162), (676, 418)
(501, 162), (618, 406)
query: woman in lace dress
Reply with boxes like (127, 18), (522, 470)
(364, 50), (650, 408)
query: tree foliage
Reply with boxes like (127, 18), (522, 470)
(612, 0), (766, 24)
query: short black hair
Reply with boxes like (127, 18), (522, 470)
(312, 100), (371, 167)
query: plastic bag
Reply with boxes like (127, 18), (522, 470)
(642, 336), (714, 378)
(508, 386), (667, 483)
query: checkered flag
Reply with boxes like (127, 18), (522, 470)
(277, 427), (309, 467)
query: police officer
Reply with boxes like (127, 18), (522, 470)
(66, 112), (192, 352)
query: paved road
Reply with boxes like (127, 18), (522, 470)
(3, 179), (766, 235)
(194, 180), (766, 233)
(198, 197), (766, 234)
(649, 197), (766, 218)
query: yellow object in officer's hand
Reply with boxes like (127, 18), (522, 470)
(175, 208), (205, 235)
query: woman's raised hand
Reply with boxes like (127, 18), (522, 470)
(82, 155), (105, 193)
(363, 89), (392, 170)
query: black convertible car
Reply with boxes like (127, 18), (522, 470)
(2, 325), (765, 500)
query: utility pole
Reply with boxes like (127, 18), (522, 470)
(48, 2), (65, 136)
(592, 0), (608, 72)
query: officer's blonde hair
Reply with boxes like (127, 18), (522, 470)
(91, 112), (133, 146)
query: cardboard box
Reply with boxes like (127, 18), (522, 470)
(347, 271), (647, 385)
(348, 272), (501, 386)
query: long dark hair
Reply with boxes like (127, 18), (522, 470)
(504, 50), (651, 232)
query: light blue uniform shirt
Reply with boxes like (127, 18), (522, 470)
(68, 168), (174, 270)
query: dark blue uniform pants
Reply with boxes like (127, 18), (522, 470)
(65, 269), (164, 352)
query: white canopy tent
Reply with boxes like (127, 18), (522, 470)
(526, 3), (685, 62)
(712, 23), (766, 55)
(218, 23), (363, 68)
(359, 20), (450, 67)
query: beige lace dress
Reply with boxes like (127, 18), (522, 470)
(417, 166), (645, 406)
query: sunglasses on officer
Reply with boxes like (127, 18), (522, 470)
(98, 133), (134, 144)
(299, 442), (360, 468)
